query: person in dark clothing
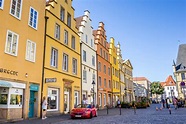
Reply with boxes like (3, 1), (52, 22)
(166, 98), (169, 108)
(161, 99), (165, 108)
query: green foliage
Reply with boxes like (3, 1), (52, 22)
(150, 81), (164, 95)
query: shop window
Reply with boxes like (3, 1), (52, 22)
(10, 94), (22, 105)
(47, 88), (58, 110)
(0, 94), (8, 104)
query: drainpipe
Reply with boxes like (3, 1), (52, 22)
(80, 42), (82, 105)
(40, 14), (49, 118)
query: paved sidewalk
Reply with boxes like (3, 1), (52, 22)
(3, 114), (70, 124)
(3, 108), (122, 124)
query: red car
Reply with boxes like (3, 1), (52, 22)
(70, 104), (98, 119)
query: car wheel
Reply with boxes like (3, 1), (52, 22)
(95, 111), (98, 117)
(89, 112), (92, 119)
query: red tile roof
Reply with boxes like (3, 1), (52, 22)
(133, 77), (149, 81)
(161, 75), (176, 87)
(75, 16), (83, 29)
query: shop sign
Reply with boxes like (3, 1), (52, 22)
(30, 84), (39, 91)
(0, 68), (18, 76)
(45, 78), (57, 83)
(180, 82), (185, 86)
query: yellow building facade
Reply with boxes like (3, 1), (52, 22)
(44, 0), (81, 114)
(109, 38), (120, 106)
(0, 0), (45, 120)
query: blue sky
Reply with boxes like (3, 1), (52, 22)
(72, 0), (186, 82)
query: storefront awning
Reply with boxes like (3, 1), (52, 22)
(0, 80), (13, 87)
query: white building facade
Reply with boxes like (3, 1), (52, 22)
(75, 10), (97, 105)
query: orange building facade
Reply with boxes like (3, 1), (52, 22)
(94, 22), (112, 109)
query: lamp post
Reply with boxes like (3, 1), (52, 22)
(92, 81), (95, 107)
(124, 87), (127, 102)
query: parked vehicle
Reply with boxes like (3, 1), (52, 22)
(70, 104), (98, 119)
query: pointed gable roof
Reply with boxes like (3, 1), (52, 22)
(123, 59), (133, 69)
(161, 75), (176, 87)
(176, 44), (186, 71)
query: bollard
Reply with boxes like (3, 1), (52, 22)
(107, 105), (108, 115)
(119, 105), (121, 115)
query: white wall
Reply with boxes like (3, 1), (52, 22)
(78, 11), (97, 104)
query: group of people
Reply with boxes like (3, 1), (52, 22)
(161, 97), (184, 109)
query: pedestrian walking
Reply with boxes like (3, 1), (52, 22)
(173, 97), (178, 110)
(42, 96), (47, 119)
(161, 98), (165, 108)
(117, 99), (121, 108)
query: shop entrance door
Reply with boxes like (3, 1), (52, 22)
(64, 91), (69, 113)
(29, 91), (35, 118)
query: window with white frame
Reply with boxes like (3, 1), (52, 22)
(91, 39), (93, 47)
(50, 47), (58, 67)
(113, 57), (116, 65)
(108, 67), (110, 76)
(28, 7), (38, 29)
(5, 30), (19, 56)
(55, 23), (60, 40)
(109, 80), (111, 88)
(99, 93), (102, 107)
(98, 62), (101, 71)
(83, 70), (87, 82)
(72, 58), (77, 74)
(181, 73), (185, 80)
(92, 73), (95, 82)
(25, 40), (36, 62)
(104, 78), (106, 88)
(64, 30), (68, 45)
(104, 65), (106, 74)
(67, 13), (71, 27)
(0, 0), (4, 9)
(85, 35), (88, 43)
(92, 55), (95, 66)
(104, 94), (106, 106)
(100, 48), (102, 56)
(83, 50), (86, 62)
(10, 0), (22, 19)
(60, 6), (65, 21)
(74, 91), (79, 107)
(71, 35), (75, 50)
(98, 76), (101, 86)
(106, 53), (108, 60)
(63, 53), (68, 71)
(47, 88), (59, 110)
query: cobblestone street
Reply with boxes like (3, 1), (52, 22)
(4, 104), (186, 124)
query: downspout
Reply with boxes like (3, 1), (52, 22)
(80, 42), (82, 105)
(40, 13), (49, 118)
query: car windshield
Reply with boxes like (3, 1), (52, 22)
(76, 104), (92, 108)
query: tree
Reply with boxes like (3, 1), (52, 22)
(150, 81), (164, 101)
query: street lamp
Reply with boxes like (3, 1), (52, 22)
(124, 87), (127, 102)
(92, 81), (95, 107)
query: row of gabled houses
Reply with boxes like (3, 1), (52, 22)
(0, 0), (140, 121)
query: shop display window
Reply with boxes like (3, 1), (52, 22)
(47, 88), (58, 110)
(0, 94), (8, 104)
(10, 94), (22, 105)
